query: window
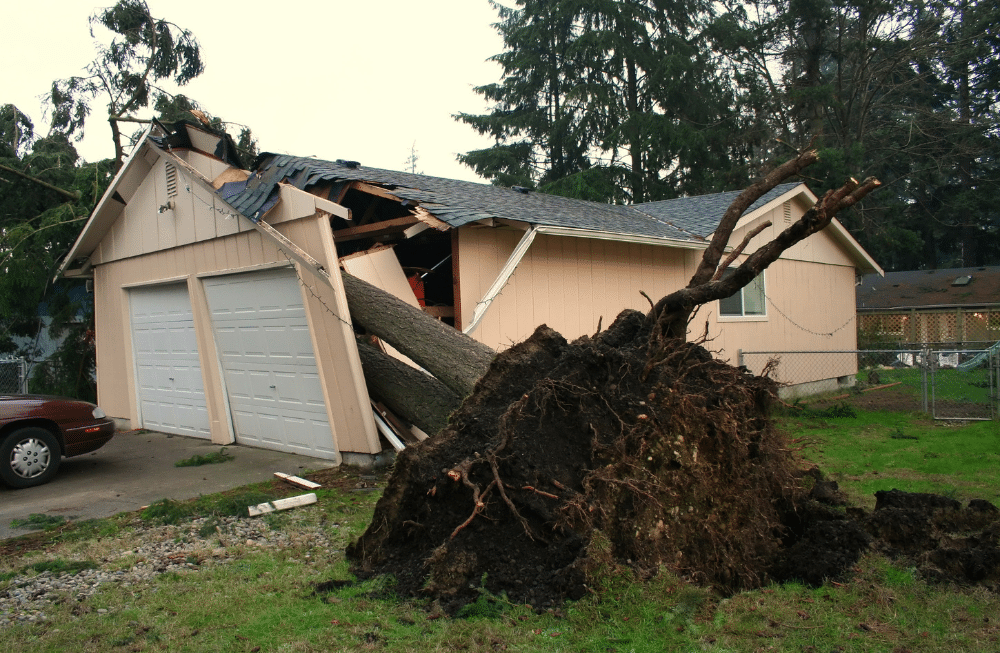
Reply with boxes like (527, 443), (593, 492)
(719, 269), (766, 317)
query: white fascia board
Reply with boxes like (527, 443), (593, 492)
(720, 183), (817, 236)
(533, 225), (708, 251)
(826, 217), (884, 276)
(56, 124), (156, 280)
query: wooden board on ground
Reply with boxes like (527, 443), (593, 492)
(274, 472), (322, 490)
(248, 493), (318, 516)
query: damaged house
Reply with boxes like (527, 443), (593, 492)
(59, 122), (882, 463)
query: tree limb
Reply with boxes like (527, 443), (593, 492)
(0, 163), (81, 201)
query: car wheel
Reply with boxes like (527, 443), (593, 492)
(1, 427), (62, 489)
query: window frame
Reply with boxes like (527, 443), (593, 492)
(717, 269), (768, 322)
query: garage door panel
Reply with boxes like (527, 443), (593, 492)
(130, 284), (211, 439)
(204, 268), (334, 459)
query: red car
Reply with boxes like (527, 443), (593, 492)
(0, 395), (116, 488)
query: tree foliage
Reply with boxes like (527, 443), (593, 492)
(48, 0), (205, 169)
(0, 107), (114, 399)
(462, 0), (1000, 268)
(457, 0), (743, 203)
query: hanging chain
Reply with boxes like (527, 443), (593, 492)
(765, 293), (855, 338)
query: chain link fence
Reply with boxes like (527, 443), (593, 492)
(0, 357), (28, 394)
(739, 346), (999, 420)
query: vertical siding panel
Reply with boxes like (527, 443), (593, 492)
(248, 230), (265, 265)
(136, 178), (159, 255)
(530, 239), (552, 336)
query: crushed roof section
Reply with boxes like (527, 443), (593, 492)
(219, 154), (810, 243)
(856, 266), (1000, 310)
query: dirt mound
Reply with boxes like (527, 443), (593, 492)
(347, 311), (806, 610)
(345, 312), (1000, 610)
(864, 489), (1000, 588)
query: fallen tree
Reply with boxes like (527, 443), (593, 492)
(342, 149), (887, 610)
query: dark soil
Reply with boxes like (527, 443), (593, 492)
(346, 311), (1000, 612)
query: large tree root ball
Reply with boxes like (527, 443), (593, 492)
(347, 311), (806, 611)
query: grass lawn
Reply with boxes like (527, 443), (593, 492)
(779, 408), (1000, 507)
(1, 411), (998, 652)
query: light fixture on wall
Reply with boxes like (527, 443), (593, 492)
(157, 201), (174, 214)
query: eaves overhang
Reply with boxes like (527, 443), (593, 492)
(56, 124), (158, 280)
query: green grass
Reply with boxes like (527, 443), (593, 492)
(853, 364), (996, 405)
(9, 513), (68, 531)
(780, 408), (1000, 506)
(174, 447), (234, 467)
(1, 418), (999, 652)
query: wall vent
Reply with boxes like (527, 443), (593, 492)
(782, 201), (792, 224)
(165, 162), (178, 198)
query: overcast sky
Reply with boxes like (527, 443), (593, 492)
(2, 0), (505, 182)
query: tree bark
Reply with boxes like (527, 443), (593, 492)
(340, 272), (494, 398)
(354, 339), (462, 436)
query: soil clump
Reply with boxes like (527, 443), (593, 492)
(345, 311), (1000, 611)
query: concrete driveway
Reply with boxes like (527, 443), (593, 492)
(0, 429), (336, 540)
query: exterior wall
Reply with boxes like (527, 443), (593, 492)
(457, 210), (860, 387)
(457, 227), (698, 349)
(93, 213), (379, 455)
(708, 258), (859, 384)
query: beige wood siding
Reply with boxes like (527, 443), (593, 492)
(731, 200), (856, 267)
(458, 227), (697, 349)
(706, 258), (858, 383)
(94, 214), (379, 455)
(457, 223), (858, 387)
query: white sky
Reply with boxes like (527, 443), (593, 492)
(2, 0), (505, 182)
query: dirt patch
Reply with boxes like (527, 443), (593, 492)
(346, 311), (1000, 611)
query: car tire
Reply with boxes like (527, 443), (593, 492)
(1, 427), (62, 489)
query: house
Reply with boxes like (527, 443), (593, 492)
(857, 266), (1000, 347)
(58, 121), (881, 463)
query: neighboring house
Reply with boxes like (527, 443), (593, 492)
(857, 266), (1000, 347)
(59, 122), (881, 463)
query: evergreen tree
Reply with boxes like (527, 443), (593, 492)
(458, 0), (737, 203)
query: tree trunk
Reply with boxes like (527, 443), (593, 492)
(340, 272), (494, 398)
(354, 339), (462, 436)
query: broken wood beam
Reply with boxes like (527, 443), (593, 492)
(333, 216), (420, 242)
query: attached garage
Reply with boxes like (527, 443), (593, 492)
(63, 125), (381, 464)
(203, 268), (336, 458)
(129, 283), (211, 438)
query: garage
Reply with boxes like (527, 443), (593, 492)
(203, 267), (336, 459)
(129, 283), (212, 438)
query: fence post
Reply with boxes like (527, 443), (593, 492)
(737, 349), (744, 368)
(921, 348), (930, 414)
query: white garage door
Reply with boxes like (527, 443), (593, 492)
(204, 268), (336, 459)
(130, 284), (211, 438)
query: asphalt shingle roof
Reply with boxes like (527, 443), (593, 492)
(220, 154), (806, 244)
(856, 266), (1000, 310)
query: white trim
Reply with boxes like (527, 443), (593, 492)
(121, 274), (191, 289)
(533, 225), (708, 251)
(718, 269), (767, 319)
(195, 261), (294, 279)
